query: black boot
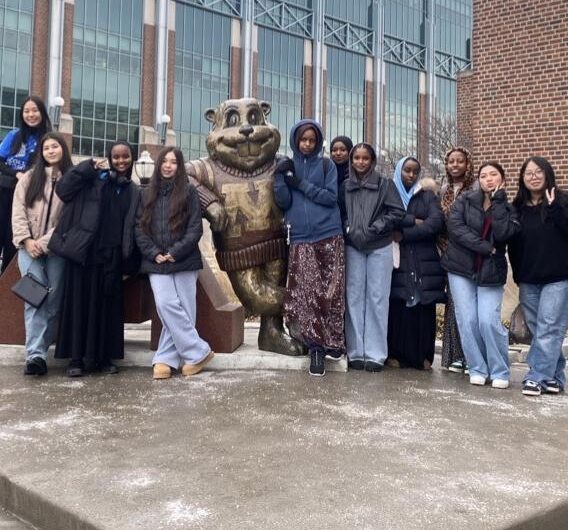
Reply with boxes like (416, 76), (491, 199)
(309, 347), (325, 377)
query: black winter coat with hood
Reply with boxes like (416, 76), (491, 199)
(390, 178), (446, 305)
(441, 188), (520, 286)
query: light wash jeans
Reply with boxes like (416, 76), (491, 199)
(447, 273), (509, 381)
(17, 249), (65, 361)
(149, 270), (210, 369)
(345, 244), (393, 364)
(520, 280), (568, 390)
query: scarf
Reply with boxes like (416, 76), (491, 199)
(393, 156), (419, 210)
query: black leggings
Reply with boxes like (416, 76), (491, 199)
(0, 187), (16, 274)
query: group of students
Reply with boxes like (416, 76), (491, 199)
(0, 100), (567, 397)
(0, 96), (213, 380)
(274, 119), (568, 397)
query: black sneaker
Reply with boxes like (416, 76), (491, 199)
(309, 348), (325, 377)
(100, 363), (119, 374)
(544, 380), (561, 394)
(348, 359), (365, 370)
(365, 361), (384, 373)
(325, 348), (343, 362)
(522, 380), (542, 396)
(24, 357), (47, 376)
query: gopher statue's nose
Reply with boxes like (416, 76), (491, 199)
(239, 125), (254, 137)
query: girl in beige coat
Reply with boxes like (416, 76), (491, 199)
(12, 132), (73, 375)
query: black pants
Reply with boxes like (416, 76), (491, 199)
(0, 187), (16, 274)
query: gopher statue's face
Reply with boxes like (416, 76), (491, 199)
(205, 98), (281, 173)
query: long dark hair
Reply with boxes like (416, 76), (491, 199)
(141, 147), (190, 238)
(11, 96), (52, 157)
(25, 133), (73, 208)
(513, 156), (558, 212)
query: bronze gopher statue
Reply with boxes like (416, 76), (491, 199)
(186, 98), (303, 356)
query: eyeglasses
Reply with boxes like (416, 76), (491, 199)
(525, 168), (544, 178)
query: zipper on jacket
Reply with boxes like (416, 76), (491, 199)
(160, 193), (166, 253)
(303, 158), (311, 235)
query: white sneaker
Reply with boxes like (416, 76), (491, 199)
(469, 375), (486, 386)
(491, 379), (509, 389)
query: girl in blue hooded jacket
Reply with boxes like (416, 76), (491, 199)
(273, 120), (345, 377)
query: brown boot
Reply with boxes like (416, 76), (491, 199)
(182, 351), (215, 376)
(153, 363), (172, 379)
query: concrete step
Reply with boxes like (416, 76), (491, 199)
(0, 323), (348, 373)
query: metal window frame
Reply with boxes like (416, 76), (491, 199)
(253, 0), (312, 38)
(175, 0), (242, 17)
(323, 16), (374, 56)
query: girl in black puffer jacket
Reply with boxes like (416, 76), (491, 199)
(387, 156), (446, 370)
(136, 147), (212, 380)
(442, 162), (520, 389)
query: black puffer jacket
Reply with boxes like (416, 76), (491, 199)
(339, 170), (405, 251)
(441, 188), (520, 286)
(390, 179), (446, 305)
(135, 181), (203, 274)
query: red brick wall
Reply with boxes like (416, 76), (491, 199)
(141, 24), (156, 127)
(457, 0), (568, 192)
(364, 80), (374, 145)
(30, 0), (49, 99)
(61, 2), (74, 114)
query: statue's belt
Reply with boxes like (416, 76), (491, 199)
(216, 238), (287, 272)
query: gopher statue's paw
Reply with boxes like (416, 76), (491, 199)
(206, 201), (228, 232)
(258, 316), (306, 356)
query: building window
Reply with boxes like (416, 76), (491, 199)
(326, 47), (366, 146)
(174, 3), (231, 160)
(384, 63), (419, 155)
(0, 0), (34, 140)
(257, 27), (303, 153)
(325, 0), (371, 28)
(71, 0), (143, 157)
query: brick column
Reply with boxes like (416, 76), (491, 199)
(302, 39), (313, 118)
(417, 72), (428, 167)
(30, 0), (49, 99)
(364, 57), (374, 145)
(230, 19), (242, 98)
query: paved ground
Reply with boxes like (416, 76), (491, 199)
(1, 357), (568, 530)
(0, 508), (32, 529)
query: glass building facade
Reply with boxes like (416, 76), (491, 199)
(174, 3), (232, 160)
(0, 0), (34, 141)
(70, 0), (143, 157)
(12, 0), (471, 162)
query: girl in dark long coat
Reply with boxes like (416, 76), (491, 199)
(388, 156), (446, 370)
(50, 141), (140, 377)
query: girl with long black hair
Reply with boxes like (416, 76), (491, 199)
(509, 157), (568, 396)
(136, 147), (212, 380)
(12, 132), (72, 375)
(0, 96), (52, 272)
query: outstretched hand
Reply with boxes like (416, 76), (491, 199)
(545, 187), (556, 205)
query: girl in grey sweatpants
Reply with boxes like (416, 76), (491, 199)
(135, 147), (213, 379)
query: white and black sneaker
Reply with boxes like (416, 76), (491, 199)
(309, 348), (325, 377)
(544, 380), (561, 394)
(522, 380), (542, 396)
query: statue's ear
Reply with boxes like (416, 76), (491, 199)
(260, 101), (271, 117)
(204, 108), (216, 123)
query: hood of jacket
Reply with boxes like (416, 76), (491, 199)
(289, 119), (324, 162)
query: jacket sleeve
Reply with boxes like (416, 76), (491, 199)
(370, 179), (406, 236)
(447, 195), (493, 255)
(11, 175), (30, 248)
(296, 158), (338, 207)
(167, 185), (203, 261)
(273, 171), (292, 211)
(402, 191), (444, 243)
(55, 159), (98, 202)
(134, 195), (162, 262)
(490, 190), (521, 243)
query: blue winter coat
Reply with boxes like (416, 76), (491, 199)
(273, 120), (342, 244)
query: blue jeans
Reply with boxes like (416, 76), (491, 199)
(520, 280), (568, 390)
(17, 249), (65, 361)
(345, 244), (393, 364)
(448, 273), (509, 380)
(149, 271), (211, 369)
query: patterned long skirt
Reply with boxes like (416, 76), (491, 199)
(284, 235), (345, 350)
(441, 288), (465, 368)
